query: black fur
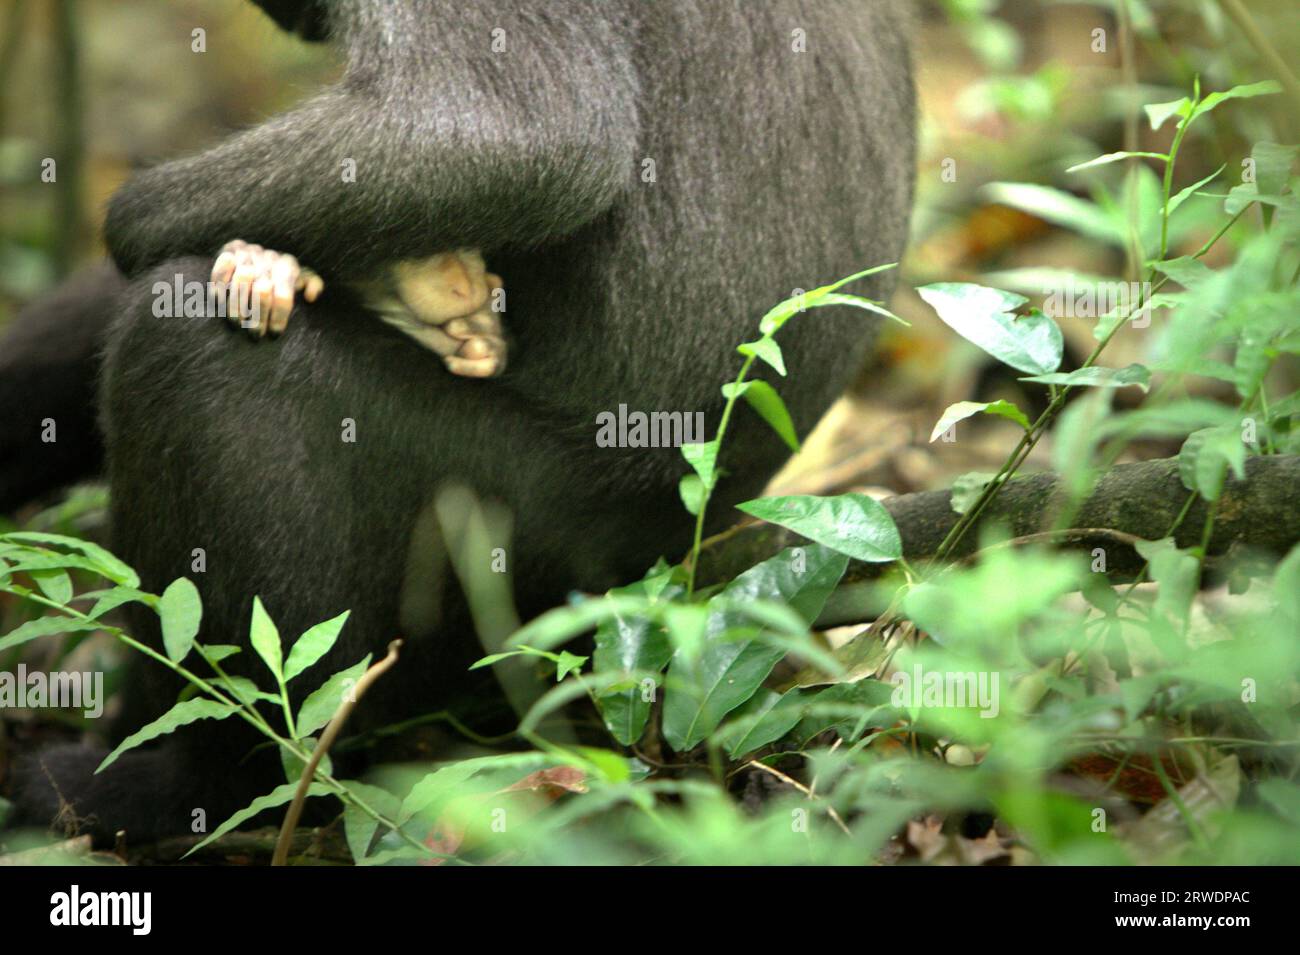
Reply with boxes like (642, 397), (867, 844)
(0, 264), (123, 513)
(248, 0), (330, 42)
(12, 0), (916, 841)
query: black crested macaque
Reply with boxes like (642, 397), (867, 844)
(12, 0), (916, 840)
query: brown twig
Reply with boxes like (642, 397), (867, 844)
(272, 640), (403, 867)
(745, 759), (852, 836)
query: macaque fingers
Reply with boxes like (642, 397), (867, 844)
(210, 240), (321, 338)
(298, 270), (325, 303)
(444, 349), (506, 379)
(402, 311), (508, 379)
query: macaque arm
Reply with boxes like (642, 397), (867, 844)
(106, 0), (640, 280)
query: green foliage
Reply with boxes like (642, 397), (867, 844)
(917, 283), (1065, 375)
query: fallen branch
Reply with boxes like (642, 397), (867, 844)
(697, 455), (1300, 623)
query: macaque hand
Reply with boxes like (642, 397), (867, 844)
(211, 239), (324, 338)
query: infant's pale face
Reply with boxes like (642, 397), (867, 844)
(393, 251), (491, 326)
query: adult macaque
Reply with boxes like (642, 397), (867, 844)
(10, 0), (916, 840)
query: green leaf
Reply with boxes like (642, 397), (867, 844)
(758, 295), (811, 338)
(813, 292), (906, 325)
(1052, 389), (1112, 504)
(3, 532), (140, 587)
(2, 553), (137, 584)
(1152, 256), (1214, 289)
(1191, 81), (1281, 121)
(342, 782), (403, 864)
(284, 610), (350, 682)
(1178, 426), (1246, 502)
(722, 380), (799, 451)
(1250, 142), (1299, 196)
(572, 746), (633, 784)
(1225, 144), (1299, 216)
(487, 644), (591, 679)
(30, 568), (73, 605)
(678, 474), (704, 516)
(1066, 151), (1168, 173)
(738, 337), (786, 376)
(593, 569), (680, 745)
(982, 183), (1121, 245)
(296, 655), (372, 738)
(790, 680), (897, 745)
(980, 267), (1114, 296)
(917, 283), (1064, 375)
(681, 438), (720, 490)
(663, 604), (711, 661)
(1257, 779), (1300, 827)
(398, 753), (553, 823)
(200, 644), (241, 663)
(1019, 363), (1151, 392)
(211, 675), (280, 706)
(949, 472), (999, 516)
(930, 400), (1030, 442)
(661, 545), (847, 751)
(1167, 164), (1225, 216)
(722, 688), (808, 758)
(97, 699), (237, 772)
(249, 597), (283, 682)
(1102, 399), (1239, 440)
(1145, 97), (1190, 131)
(185, 781), (333, 857)
(736, 494), (902, 563)
(469, 650), (524, 670)
(663, 638), (782, 752)
(1276, 543), (1300, 625)
(158, 577), (202, 663)
(722, 544), (848, 625)
(280, 737), (333, 785)
(1134, 537), (1199, 628)
(0, 616), (102, 652)
(555, 650), (587, 682)
(757, 264), (899, 336)
(1233, 326), (1271, 400)
(86, 587), (151, 619)
(1112, 162), (1166, 256)
(506, 594), (651, 652)
(714, 597), (812, 640)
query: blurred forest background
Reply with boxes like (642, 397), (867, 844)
(1, 0), (1297, 500)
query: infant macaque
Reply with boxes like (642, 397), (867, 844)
(210, 240), (507, 378)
